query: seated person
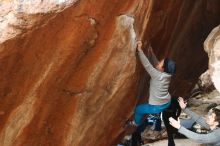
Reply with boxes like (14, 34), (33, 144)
(169, 97), (220, 146)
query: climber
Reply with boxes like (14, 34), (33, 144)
(169, 97), (220, 146)
(126, 40), (176, 128)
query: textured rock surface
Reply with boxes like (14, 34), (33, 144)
(199, 70), (214, 91)
(204, 25), (220, 93)
(0, 0), (80, 43)
(0, 0), (220, 146)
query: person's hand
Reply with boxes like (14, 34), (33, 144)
(169, 117), (181, 129)
(178, 97), (187, 109)
(136, 41), (142, 51)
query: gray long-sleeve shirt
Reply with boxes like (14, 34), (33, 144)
(138, 50), (171, 105)
(179, 108), (220, 146)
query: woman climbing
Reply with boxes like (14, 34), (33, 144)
(127, 40), (176, 127)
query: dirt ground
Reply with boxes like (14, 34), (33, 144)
(144, 138), (201, 146)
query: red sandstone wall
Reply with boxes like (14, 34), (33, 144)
(0, 0), (220, 146)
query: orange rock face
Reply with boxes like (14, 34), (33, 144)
(0, 0), (220, 146)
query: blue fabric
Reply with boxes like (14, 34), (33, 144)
(134, 101), (171, 125)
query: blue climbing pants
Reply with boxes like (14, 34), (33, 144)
(134, 101), (171, 125)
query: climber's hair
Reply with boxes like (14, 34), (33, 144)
(212, 107), (220, 127)
(164, 58), (176, 75)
